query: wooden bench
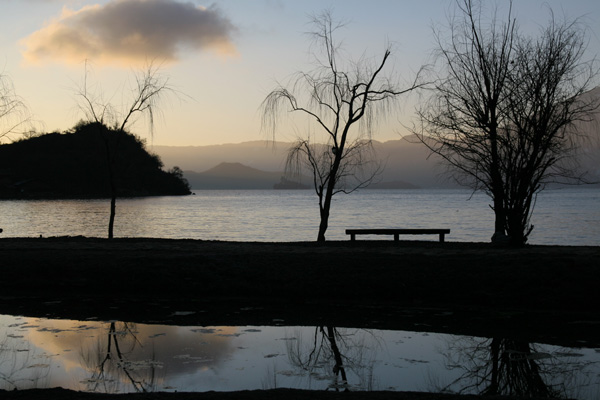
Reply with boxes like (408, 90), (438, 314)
(346, 228), (450, 243)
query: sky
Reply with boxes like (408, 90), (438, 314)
(1, 0), (599, 146)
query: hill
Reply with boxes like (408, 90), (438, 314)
(185, 162), (285, 189)
(0, 122), (191, 199)
(183, 161), (416, 190)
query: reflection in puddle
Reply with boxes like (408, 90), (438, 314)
(1, 315), (599, 398)
(438, 336), (598, 398)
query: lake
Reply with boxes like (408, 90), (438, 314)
(1, 188), (599, 245)
(1, 314), (598, 397)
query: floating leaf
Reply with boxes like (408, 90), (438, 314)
(191, 328), (215, 334)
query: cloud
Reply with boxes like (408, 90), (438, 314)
(21, 0), (238, 66)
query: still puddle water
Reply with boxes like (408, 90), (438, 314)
(1, 314), (599, 398)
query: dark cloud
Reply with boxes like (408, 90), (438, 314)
(22, 0), (238, 65)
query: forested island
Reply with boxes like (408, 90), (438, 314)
(0, 122), (191, 199)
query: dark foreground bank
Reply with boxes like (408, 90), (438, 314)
(0, 237), (599, 399)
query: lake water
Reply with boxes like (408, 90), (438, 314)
(0, 188), (599, 245)
(1, 314), (599, 397)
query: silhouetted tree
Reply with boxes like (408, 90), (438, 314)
(413, 0), (599, 245)
(0, 72), (34, 144)
(167, 166), (189, 189)
(262, 11), (422, 241)
(76, 63), (177, 238)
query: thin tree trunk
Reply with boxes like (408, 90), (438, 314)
(103, 129), (118, 240)
(486, 337), (501, 395)
(107, 156), (117, 239)
(108, 194), (116, 239)
(317, 208), (329, 242)
(317, 166), (338, 242)
(326, 326), (348, 391)
(317, 189), (333, 242)
(490, 127), (507, 241)
(316, 153), (342, 242)
(492, 188), (506, 237)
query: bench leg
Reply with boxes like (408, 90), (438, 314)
(350, 234), (356, 241)
(439, 233), (445, 243)
(394, 233), (399, 241)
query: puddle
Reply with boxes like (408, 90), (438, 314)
(1, 314), (599, 397)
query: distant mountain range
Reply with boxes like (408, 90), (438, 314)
(182, 161), (419, 190)
(153, 129), (600, 190)
(153, 138), (455, 190)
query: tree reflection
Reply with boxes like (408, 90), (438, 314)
(439, 336), (595, 398)
(285, 326), (377, 391)
(79, 321), (163, 393)
(0, 334), (51, 390)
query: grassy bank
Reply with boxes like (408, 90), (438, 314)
(1, 237), (599, 346)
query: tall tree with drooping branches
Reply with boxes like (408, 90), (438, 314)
(262, 11), (422, 241)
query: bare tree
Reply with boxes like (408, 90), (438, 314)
(262, 11), (421, 241)
(413, 0), (598, 245)
(0, 72), (34, 144)
(501, 16), (599, 244)
(76, 62), (175, 239)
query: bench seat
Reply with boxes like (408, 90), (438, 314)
(346, 228), (450, 242)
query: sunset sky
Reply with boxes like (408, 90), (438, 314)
(1, 0), (599, 146)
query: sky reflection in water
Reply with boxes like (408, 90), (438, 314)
(1, 315), (599, 397)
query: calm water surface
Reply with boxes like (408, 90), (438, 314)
(1, 314), (599, 397)
(0, 188), (599, 245)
